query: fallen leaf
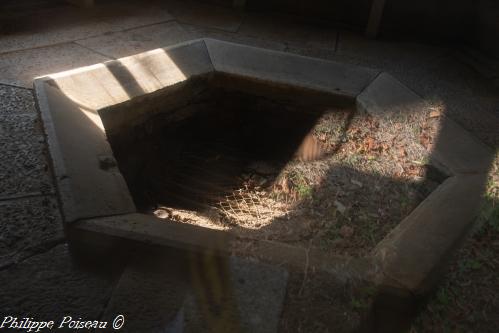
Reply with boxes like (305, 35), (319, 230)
(429, 110), (441, 118)
(366, 137), (375, 150)
(339, 225), (354, 238)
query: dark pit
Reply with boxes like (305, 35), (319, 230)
(106, 87), (326, 213)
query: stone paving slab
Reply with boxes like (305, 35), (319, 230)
(282, 44), (337, 63)
(102, 252), (288, 333)
(0, 113), (40, 138)
(0, 139), (53, 199)
(0, 244), (116, 330)
(0, 196), (63, 267)
(225, 257), (288, 333)
(402, 53), (494, 94)
(181, 24), (287, 52)
(0, 85), (36, 115)
(184, 256), (288, 333)
(0, 112), (53, 198)
(0, 3), (174, 54)
(0, 43), (109, 88)
(238, 13), (337, 50)
(167, 0), (244, 32)
(335, 31), (447, 71)
(76, 21), (193, 59)
(101, 253), (190, 333)
(284, 31), (445, 77)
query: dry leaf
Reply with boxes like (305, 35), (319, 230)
(339, 225), (354, 238)
(399, 148), (407, 157)
(366, 137), (375, 150)
(429, 110), (441, 118)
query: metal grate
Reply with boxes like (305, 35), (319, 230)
(216, 185), (289, 228)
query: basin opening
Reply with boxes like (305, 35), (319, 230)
(105, 86), (328, 216)
(102, 75), (444, 256)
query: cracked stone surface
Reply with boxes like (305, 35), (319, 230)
(0, 43), (109, 88)
(0, 196), (63, 265)
(0, 111), (53, 198)
(0, 244), (116, 325)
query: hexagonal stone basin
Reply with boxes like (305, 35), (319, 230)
(34, 39), (493, 331)
(34, 38), (457, 257)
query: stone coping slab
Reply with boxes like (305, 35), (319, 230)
(357, 72), (494, 175)
(357, 72), (493, 292)
(77, 213), (232, 254)
(374, 174), (487, 294)
(205, 39), (378, 99)
(35, 39), (493, 327)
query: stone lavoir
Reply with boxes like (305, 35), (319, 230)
(34, 39), (493, 331)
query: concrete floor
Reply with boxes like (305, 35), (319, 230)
(0, 0), (498, 331)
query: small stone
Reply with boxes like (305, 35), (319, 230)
(256, 176), (269, 187)
(350, 179), (363, 187)
(248, 161), (277, 175)
(334, 200), (347, 215)
(153, 208), (170, 219)
(98, 155), (117, 170)
(339, 225), (354, 238)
